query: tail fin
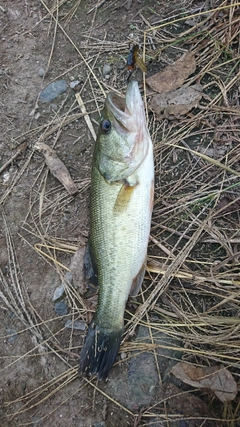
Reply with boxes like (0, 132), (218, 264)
(79, 321), (123, 380)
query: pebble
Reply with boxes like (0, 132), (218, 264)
(65, 320), (86, 331)
(34, 112), (41, 120)
(0, 69), (4, 75)
(52, 284), (65, 302)
(92, 423), (106, 427)
(29, 108), (35, 117)
(29, 104), (39, 117)
(3, 172), (10, 183)
(65, 271), (73, 284)
(39, 80), (67, 103)
(120, 351), (127, 360)
(6, 328), (18, 343)
(70, 80), (80, 89)
(62, 212), (70, 223)
(118, 63), (126, 70)
(49, 103), (58, 111)
(8, 311), (15, 319)
(54, 301), (68, 316)
(102, 63), (111, 76)
(38, 68), (45, 77)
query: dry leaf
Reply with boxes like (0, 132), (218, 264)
(35, 142), (78, 195)
(146, 52), (196, 93)
(171, 362), (237, 402)
(150, 84), (202, 119)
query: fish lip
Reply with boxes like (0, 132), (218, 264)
(106, 81), (143, 131)
(125, 80), (143, 117)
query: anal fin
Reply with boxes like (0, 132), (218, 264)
(84, 240), (98, 286)
(130, 258), (146, 297)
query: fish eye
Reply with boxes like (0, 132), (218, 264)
(101, 119), (111, 134)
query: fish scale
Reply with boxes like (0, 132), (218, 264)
(91, 162), (152, 323)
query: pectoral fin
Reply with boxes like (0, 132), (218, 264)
(114, 177), (138, 213)
(130, 259), (146, 296)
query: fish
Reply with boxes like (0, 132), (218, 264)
(79, 81), (154, 380)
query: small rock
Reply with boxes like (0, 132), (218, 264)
(120, 352), (127, 360)
(65, 271), (73, 284)
(38, 68), (45, 78)
(49, 103), (58, 111)
(104, 74), (110, 80)
(0, 69), (4, 75)
(118, 63), (126, 70)
(92, 423), (106, 427)
(6, 328), (18, 343)
(52, 284), (65, 302)
(39, 80), (67, 103)
(65, 320), (86, 331)
(62, 212), (70, 223)
(3, 172), (10, 184)
(70, 80), (80, 89)
(102, 64), (111, 76)
(29, 104), (39, 117)
(54, 301), (68, 316)
(29, 108), (35, 117)
(34, 112), (41, 120)
(8, 311), (15, 319)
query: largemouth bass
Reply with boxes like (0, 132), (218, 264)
(79, 81), (154, 380)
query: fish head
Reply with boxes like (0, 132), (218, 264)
(95, 81), (151, 183)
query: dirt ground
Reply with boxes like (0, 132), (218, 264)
(1, 1), (240, 426)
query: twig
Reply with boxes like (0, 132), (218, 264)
(75, 93), (97, 141)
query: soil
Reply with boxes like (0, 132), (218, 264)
(0, 1), (239, 427)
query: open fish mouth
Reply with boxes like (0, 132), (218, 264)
(106, 81), (144, 132)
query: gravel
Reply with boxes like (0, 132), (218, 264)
(54, 301), (68, 316)
(52, 284), (65, 302)
(38, 67), (45, 77)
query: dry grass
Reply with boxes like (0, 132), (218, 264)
(1, 0), (240, 425)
